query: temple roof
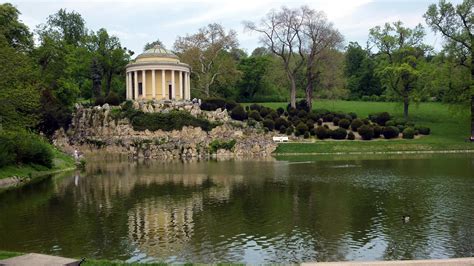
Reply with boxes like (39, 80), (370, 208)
(135, 45), (179, 60)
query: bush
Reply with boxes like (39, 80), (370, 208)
(338, 118), (350, 129)
(209, 139), (236, 153)
(358, 125), (374, 140)
(286, 126), (294, 135)
(369, 112), (391, 126)
(288, 107), (298, 117)
(267, 111), (279, 120)
(296, 122), (309, 135)
(315, 126), (330, 139)
(306, 120), (315, 130)
(347, 131), (355, 140)
(309, 127), (317, 136)
(402, 127), (416, 139)
(94, 96), (105, 106)
(248, 110), (262, 121)
(259, 107), (271, 118)
(262, 119), (275, 131)
(323, 113), (334, 122)
(373, 125), (382, 138)
(104, 92), (121, 106)
(276, 107), (285, 116)
(317, 119), (323, 126)
(382, 126), (400, 139)
(249, 103), (262, 112)
(416, 126), (431, 135)
(333, 117), (340, 126)
(200, 97), (226, 111)
(362, 118), (371, 125)
(225, 100), (238, 111)
(303, 131), (310, 139)
(230, 105), (247, 121)
(331, 128), (347, 140)
(275, 117), (289, 130)
(348, 112), (357, 119)
(279, 125), (287, 134)
(308, 112), (320, 121)
(131, 110), (214, 132)
(350, 119), (364, 131)
(297, 110), (308, 118)
(385, 120), (396, 127)
(0, 131), (53, 168)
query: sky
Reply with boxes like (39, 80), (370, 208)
(8, 0), (462, 56)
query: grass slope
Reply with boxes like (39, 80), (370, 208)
(0, 148), (76, 180)
(248, 100), (473, 154)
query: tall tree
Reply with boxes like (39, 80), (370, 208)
(144, 39), (165, 51)
(244, 7), (306, 108)
(424, 0), (473, 140)
(370, 21), (428, 120)
(0, 3), (33, 52)
(345, 42), (381, 98)
(301, 6), (343, 109)
(174, 23), (238, 98)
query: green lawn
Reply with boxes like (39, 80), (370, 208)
(246, 100), (473, 154)
(0, 148), (76, 180)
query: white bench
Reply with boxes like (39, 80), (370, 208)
(273, 136), (289, 142)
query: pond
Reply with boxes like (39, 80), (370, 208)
(0, 153), (473, 263)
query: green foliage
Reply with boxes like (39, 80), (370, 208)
(338, 118), (351, 129)
(296, 122), (309, 135)
(416, 126), (431, 135)
(402, 127), (416, 139)
(315, 126), (330, 139)
(0, 3), (33, 52)
(286, 126), (294, 135)
(274, 117), (289, 130)
(0, 131), (53, 168)
(262, 119), (275, 131)
(209, 139), (237, 153)
(369, 112), (391, 126)
(358, 125), (374, 140)
(104, 91), (121, 106)
(331, 128), (347, 140)
(130, 110), (215, 132)
(303, 131), (310, 139)
(200, 97), (226, 111)
(373, 125), (383, 138)
(382, 126), (400, 139)
(230, 105), (247, 121)
(347, 131), (355, 140)
(248, 110), (262, 121)
(350, 119), (364, 131)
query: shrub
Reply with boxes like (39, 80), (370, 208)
(209, 139), (236, 153)
(385, 120), (396, 127)
(263, 119), (275, 131)
(259, 107), (271, 118)
(0, 131), (53, 168)
(315, 126), (330, 139)
(350, 119), (364, 131)
(333, 117), (340, 126)
(248, 110), (262, 121)
(245, 105), (250, 111)
(249, 103), (262, 112)
(382, 126), (400, 139)
(331, 128), (347, 140)
(317, 119), (323, 126)
(309, 127), (317, 136)
(358, 125), (374, 140)
(323, 113), (334, 122)
(94, 96), (105, 106)
(283, 111), (289, 116)
(402, 127), (415, 139)
(369, 112), (391, 126)
(268, 111), (279, 120)
(338, 118), (350, 129)
(397, 124), (406, 132)
(362, 118), (371, 125)
(348, 112), (357, 119)
(104, 92), (121, 106)
(308, 112), (320, 121)
(306, 120), (315, 130)
(296, 122), (309, 135)
(297, 110), (308, 118)
(279, 125), (287, 134)
(416, 126), (431, 135)
(286, 126), (294, 135)
(131, 110), (214, 132)
(288, 107), (298, 117)
(276, 107), (285, 115)
(394, 118), (406, 126)
(275, 117), (289, 130)
(230, 105), (247, 121)
(347, 131), (355, 140)
(303, 132), (310, 139)
(200, 97), (226, 111)
(373, 125), (382, 138)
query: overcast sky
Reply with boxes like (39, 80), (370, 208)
(8, 0), (461, 56)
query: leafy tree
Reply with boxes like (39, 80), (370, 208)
(424, 0), (473, 140)
(0, 3), (33, 52)
(144, 39), (165, 50)
(174, 23), (239, 98)
(236, 56), (270, 100)
(345, 42), (381, 98)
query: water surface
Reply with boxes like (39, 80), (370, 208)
(0, 153), (473, 263)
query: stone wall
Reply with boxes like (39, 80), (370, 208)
(54, 100), (277, 159)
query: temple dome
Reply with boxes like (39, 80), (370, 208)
(135, 45), (179, 61)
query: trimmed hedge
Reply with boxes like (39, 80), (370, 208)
(347, 131), (355, 140)
(358, 125), (374, 140)
(338, 118), (351, 129)
(350, 119), (364, 131)
(331, 128), (347, 140)
(315, 126), (330, 139)
(230, 105), (247, 121)
(263, 119), (275, 131)
(200, 98), (226, 111)
(402, 127), (416, 139)
(296, 122), (309, 135)
(248, 110), (262, 121)
(416, 126), (431, 135)
(131, 110), (215, 132)
(373, 125), (382, 138)
(382, 126), (400, 139)
(369, 112), (391, 126)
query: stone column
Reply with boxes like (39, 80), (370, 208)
(152, 69), (156, 99)
(186, 71), (191, 100)
(171, 70), (175, 99)
(125, 72), (129, 99)
(128, 72), (132, 100)
(179, 71), (183, 100)
(134, 71), (138, 100)
(161, 69), (166, 99)
(142, 70), (146, 98)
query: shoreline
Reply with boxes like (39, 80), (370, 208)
(0, 166), (76, 190)
(274, 148), (474, 156)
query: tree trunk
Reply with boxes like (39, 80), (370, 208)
(403, 96), (409, 121)
(305, 83), (313, 111)
(105, 72), (112, 96)
(470, 45), (474, 141)
(204, 84), (210, 98)
(290, 77), (296, 108)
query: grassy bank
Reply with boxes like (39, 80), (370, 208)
(0, 148), (75, 180)
(246, 100), (473, 154)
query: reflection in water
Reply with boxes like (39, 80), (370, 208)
(0, 154), (473, 263)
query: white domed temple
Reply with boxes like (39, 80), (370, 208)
(125, 45), (191, 101)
